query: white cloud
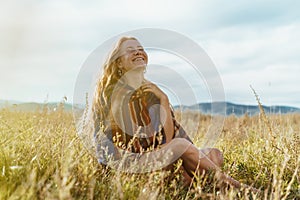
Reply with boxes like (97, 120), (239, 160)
(0, 0), (299, 107)
(196, 23), (300, 107)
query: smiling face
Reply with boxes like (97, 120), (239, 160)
(118, 39), (148, 72)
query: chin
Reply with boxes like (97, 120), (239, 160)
(133, 64), (146, 70)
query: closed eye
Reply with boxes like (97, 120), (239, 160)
(126, 48), (145, 54)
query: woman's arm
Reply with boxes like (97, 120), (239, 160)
(142, 82), (174, 143)
(158, 95), (174, 143)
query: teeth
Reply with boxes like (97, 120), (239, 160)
(134, 57), (143, 61)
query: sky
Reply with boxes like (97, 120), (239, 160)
(1, 0), (300, 108)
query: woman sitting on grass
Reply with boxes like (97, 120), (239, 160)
(92, 36), (257, 191)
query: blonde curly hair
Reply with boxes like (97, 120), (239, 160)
(92, 36), (138, 133)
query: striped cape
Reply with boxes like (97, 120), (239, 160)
(107, 82), (193, 153)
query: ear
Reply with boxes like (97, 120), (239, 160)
(116, 59), (123, 69)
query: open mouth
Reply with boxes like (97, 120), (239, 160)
(132, 57), (144, 62)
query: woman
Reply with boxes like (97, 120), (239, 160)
(92, 36), (250, 189)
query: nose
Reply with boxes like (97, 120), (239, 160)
(134, 49), (142, 55)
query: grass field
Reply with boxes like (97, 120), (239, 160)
(0, 104), (299, 199)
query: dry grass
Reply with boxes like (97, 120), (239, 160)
(0, 104), (299, 199)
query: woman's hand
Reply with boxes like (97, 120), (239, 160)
(141, 81), (168, 103)
(141, 81), (174, 143)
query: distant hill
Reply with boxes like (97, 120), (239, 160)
(174, 102), (300, 116)
(0, 101), (73, 112)
(1, 100), (300, 116)
(0, 100), (21, 108)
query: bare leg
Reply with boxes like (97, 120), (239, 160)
(180, 143), (244, 189)
(180, 144), (222, 175)
(162, 162), (193, 187)
(180, 165), (193, 187)
(158, 138), (258, 192)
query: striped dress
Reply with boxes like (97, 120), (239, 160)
(108, 82), (193, 153)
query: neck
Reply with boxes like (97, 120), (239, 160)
(123, 68), (145, 89)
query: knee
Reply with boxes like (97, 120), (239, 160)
(163, 138), (193, 158)
(169, 138), (191, 149)
(210, 148), (224, 168)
